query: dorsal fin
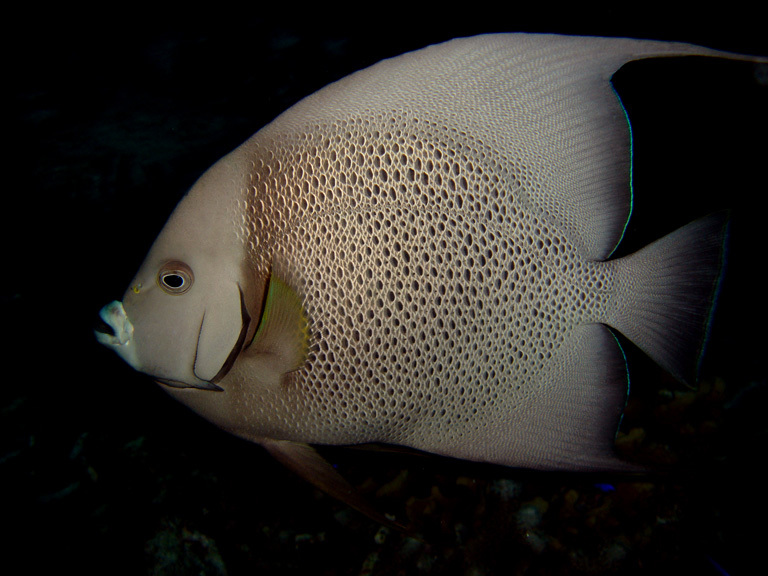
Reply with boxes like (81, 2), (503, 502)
(259, 34), (761, 260)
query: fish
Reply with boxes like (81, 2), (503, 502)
(95, 33), (764, 521)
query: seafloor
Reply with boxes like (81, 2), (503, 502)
(4, 8), (767, 576)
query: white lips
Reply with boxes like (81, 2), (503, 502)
(95, 300), (139, 368)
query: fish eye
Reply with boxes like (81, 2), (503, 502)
(158, 260), (194, 295)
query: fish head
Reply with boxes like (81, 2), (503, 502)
(95, 153), (261, 391)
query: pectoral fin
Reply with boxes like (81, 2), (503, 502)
(262, 440), (405, 531)
(246, 275), (309, 376)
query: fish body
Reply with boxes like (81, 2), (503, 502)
(96, 34), (761, 508)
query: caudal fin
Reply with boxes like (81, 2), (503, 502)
(607, 212), (729, 384)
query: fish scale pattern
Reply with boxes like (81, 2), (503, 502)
(236, 113), (615, 449)
(96, 35), (741, 476)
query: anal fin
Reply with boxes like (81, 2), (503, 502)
(516, 323), (644, 472)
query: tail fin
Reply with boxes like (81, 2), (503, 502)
(606, 212), (729, 384)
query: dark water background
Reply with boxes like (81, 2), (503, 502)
(4, 7), (767, 575)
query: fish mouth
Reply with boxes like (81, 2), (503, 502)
(94, 316), (115, 337)
(94, 300), (139, 367)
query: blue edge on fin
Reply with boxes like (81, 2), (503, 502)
(607, 84), (635, 260)
(607, 328), (630, 439)
(697, 218), (730, 379)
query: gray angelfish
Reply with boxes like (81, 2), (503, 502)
(96, 33), (764, 522)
